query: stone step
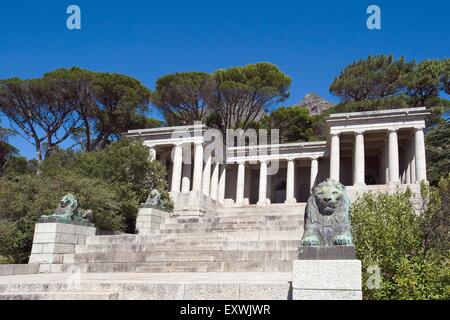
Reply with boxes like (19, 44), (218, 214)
(0, 291), (119, 300)
(158, 225), (302, 233)
(69, 250), (298, 264)
(160, 220), (303, 229)
(75, 240), (300, 253)
(85, 230), (302, 245)
(0, 272), (292, 299)
(166, 214), (304, 224)
(56, 260), (293, 273)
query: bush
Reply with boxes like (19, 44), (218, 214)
(351, 181), (449, 300)
(0, 138), (171, 263)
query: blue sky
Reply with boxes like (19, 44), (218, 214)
(0, 0), (449, 159)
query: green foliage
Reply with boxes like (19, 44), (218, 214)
(426, 122), (450, 185)
(0, 138), (171, 263)
(330, 55), (412, 101)
(351, 186), (449, 300)
(0, 172), (123, 263)
(442, 58), (450, 94)
(41, 138), (172, 232)
(259, 106), (316, 143)
(0, 124), (17, 173)
(153, 72), (213, 126)
(212, 62), (291, 131)
(405, 60), (444, 107)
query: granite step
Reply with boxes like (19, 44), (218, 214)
(56, 260), (293, 273)
(0, 291), (119, 300)
(68, 250), (298, 264)
(0, 272), (292, 299)
(157, 225), (302, 233)
(85, 230), (303, 245)
(75, 240), (300, 253)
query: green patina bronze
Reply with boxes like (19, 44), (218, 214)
(39, 193), (94, 226)
(301, 179), (353, 246)
(141, 189), (167, 210)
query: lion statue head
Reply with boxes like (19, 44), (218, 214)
(301, 179), (352, 246)
(39, 193), (93, 224)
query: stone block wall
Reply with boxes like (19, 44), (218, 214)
(29, 222), (96, 272)
(135, 207), (169, 235)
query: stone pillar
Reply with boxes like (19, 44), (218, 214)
(192, 142), (204, 191)
(257, 160), (268, 206)
(181, 163), (191, 193)
(171, 143), (183, 192)
(29, 222), (96, 273)
(310, 157), (319, 191)
(236, 161), (245, 205)
(410, 134), (416, 184)
(388, 129), (400, 184)
(405, 143), (411, 184)
(218, 165), (226, 204)
(353, 131), (365, 186)
(210, 162), (219, 201)
(384, 138), (390, 184)
(285, 158), (296, 204)
(414, 127), (427, 183)
(148, 145), (156, 161)
(329, 133), (340, 181)
(202, 153), (212, 196)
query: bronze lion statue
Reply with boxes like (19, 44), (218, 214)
(301, 179), (353, 246)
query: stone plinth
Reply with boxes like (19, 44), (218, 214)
(170, 191), (218, 217)
(29, 222), (96, 272)
(135, 206), (169, 235)
(292, 246), (362, 300)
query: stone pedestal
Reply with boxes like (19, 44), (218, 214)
(29, 222), (96, 273)
(171, 191), (218, 217)
(292, 246), (362, 300)
(135, 206), (170, 234)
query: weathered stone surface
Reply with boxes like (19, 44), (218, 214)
(184, 283), (240, 300)
(292, 289), (362, 300)
(298, 245), (356, 260)
(292, 260), (361, 290)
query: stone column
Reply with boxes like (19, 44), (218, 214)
(218, 165), (226, 204)
(353, 131), (365, 186)
(388, 129), (400, 184)
(171, 143), (183, 192)
(414, 127), (427, 183)
(148, 145), (156, 161)
(329, 133), (340, 181)
(181, 163), (191, 193)
(210, 162), (219, 201)
(285, 158), (296, 204)
(257, 160), (268, 206)
(410, 134), (416, 184)
(405, 144), (411, 184)
(310, 157), (319, 191)
(236, 161), (245, 205)
(384, 138), (390, 184)
(202, 153), (212, 196)
(192, 142), (204, 191)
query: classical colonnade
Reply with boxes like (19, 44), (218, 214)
(329, 127), (427, 185)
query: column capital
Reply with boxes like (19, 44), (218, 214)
(237, 160), (246, 166)
(193, 140), (204, 146)
(413, 126), (424, 132)
(387, 128), (398, 134)
(174, 141), (184, 147)
(353, 130), (365, 136)
(259, 159), (269, 164)
(330, 132), (341, 137)
(147, 144), (156, 148)
(309, 156), (319, 161)
(286, 157), (296, 162)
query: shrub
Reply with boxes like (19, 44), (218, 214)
(351, 182), (449, 300)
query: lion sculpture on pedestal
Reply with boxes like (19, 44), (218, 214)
(40, 193), (93, 224)
(301, 179), (353, 246)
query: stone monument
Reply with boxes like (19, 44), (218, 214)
(292, 179), (362, 300)
(29, 194), (96, 273)
(135, 189), (170, 235)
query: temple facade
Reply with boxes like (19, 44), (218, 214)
(125, 107), (430, 212)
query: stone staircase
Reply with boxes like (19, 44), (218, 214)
(52, 203), (305, 274)
(0, 203), (305, 300)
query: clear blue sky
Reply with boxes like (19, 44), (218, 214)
(0, 0), (448, 159)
